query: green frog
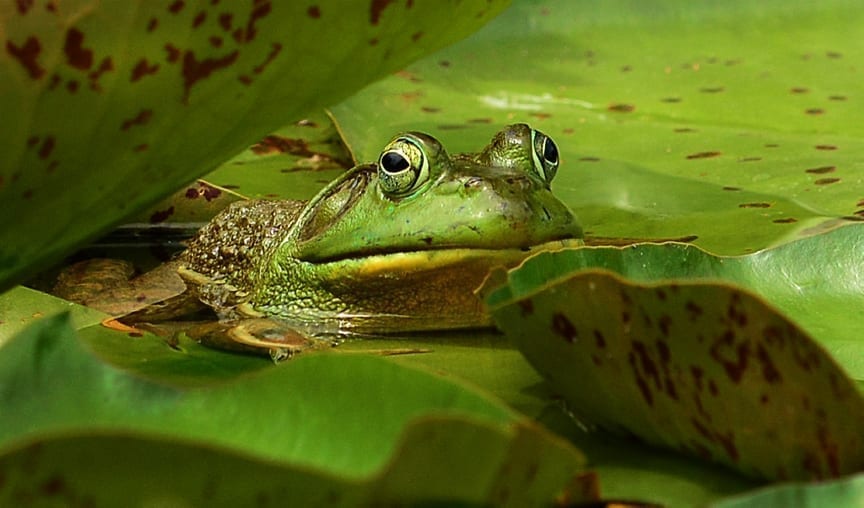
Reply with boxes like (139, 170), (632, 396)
(57, 124), (582, 357)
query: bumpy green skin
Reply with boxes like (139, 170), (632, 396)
(180, 124), (583, 333)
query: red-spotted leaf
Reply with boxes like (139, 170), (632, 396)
(482, 225), (864, 481)
(0, 0), (509, 290)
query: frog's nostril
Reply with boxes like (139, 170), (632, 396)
(542, 206), (552, 220)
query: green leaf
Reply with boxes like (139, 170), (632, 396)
(330, 0), (864, 256)
(0, 0), (509, 289)
(712, 472), (864, 508)
(0, 313), (587, 505)
(483, 225), (864, 480)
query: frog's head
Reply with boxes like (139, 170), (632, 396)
(288, 123), (581, 260)
(266, 124), (582, 332)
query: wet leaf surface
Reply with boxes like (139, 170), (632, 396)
(330, 0), (864, 256)
(0, 0), (509, 290)
(483, 225), (864, 480)
(0, 313), (588, 506)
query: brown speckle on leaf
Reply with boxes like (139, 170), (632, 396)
(738, 202), (771, 208)
(815, 144), (837, 150)
(738, 157), (762, 162)
(168, 0), (184, 13)
(828, 95), (847, 101)
(815, 177), (840, 185)
(147, 17), (158, 32)
(518, 299), (533, 317)
(66, 79), (79, 93)
(685, 300), (703, 320)
(411, 31), (423, 42)
(593, 329), (606, 349)
(661, 97), (682, 103)
(192, 10), (207, 28)
(608, 103), (635, 113)
(120, 109), (153, 131)
(686, 151), (721, 159)
(710, 330), (749, 383)
(251, 135), (312, 156)
(370, 0), (396, 25)
(773, 217), (798, 224)
(756, 344), (781, 384)
(421, 106), (440, 113)
(219, 12), (233, 31)
(806, 166), (836, 174)
(551, 312), (578, 343)
(674, 127), (697, 133)
(241, 0), (272, 42)
(64, 28), (93, 70)
(209, 36), (223, 48)
(16, 0), (34, 14)
(88, 57), (114, 91)
(805, 108), (825, 115)
(790, 87), (809, 94)
(658, 314), (672, 337)
(307, 5), (321, 18)
(131, 58), (159, 82)
(722, 186), (741, 191)
(150, 206), (175, 223)
(181, 50), (239, 103)
(134, 144), (149, 152)
(252, 42), (282, 75)
(6, 36), (45, 79)
(165, 44), (181, 63)
(37, 136), (55, 159)
(700, 86), (725, 93)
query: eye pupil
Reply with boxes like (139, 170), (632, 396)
(543, 139), (559, 165)
(381, 151), (410, 173)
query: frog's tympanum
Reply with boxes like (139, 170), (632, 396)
(59, 124), (583, 357)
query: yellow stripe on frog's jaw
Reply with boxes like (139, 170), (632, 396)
(332, 237), (584, 278)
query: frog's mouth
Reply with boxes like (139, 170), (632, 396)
(301, 236), (583, 271)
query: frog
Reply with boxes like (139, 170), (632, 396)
(56, 123), (583, 358)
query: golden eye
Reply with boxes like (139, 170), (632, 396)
(531, 130), (560, 184)
(377, 137), (430, 196)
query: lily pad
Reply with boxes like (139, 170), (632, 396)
(330, 0), (864, 255)
(0, 0), (509, 290)
(712, 472), (864, 508)
(0, 313), (588, 505)
(483, 224), (864, 480)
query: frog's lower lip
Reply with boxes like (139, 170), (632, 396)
(303, 236), (584, 268)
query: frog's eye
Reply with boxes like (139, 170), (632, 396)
(531, 130), (560, 184)
(377, 137), (430, 197)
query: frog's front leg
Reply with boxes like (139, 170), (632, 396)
(184, 317), (332, 362)
(54, 259), (203, 321)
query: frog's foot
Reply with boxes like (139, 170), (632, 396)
(185, 318), (339, 362)
(54, 258), (203, 320)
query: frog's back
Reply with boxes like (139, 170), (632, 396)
(180, 199), (305, 291)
